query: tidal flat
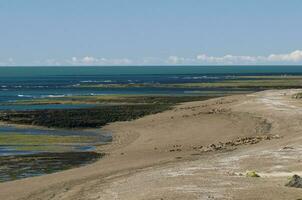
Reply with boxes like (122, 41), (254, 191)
(0, 95), (216, 182)
(0, 95), (216, 128)
(0, 125), (109, 182)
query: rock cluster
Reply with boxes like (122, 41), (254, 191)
(206, 108), (230, 114)
(168, 135), (280, 154)
(193, 134), (281, 153)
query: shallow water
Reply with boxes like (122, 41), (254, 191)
(0, 103), (98, 111)
(0, 125), (110, 137)
(0, 124), (111, 182)
(0, 151), (102, 182)
(0, 125), (112, 156)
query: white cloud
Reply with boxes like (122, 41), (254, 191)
(0, 57), (15, 66)
(195, 50), (302, 64)
(196, 54), (261, 64)
(45, 59), (61, 66)
(67, 56), (132, 65)
(267, 50), (302, 62)
(166, 56), (196, 64)
(82, 56), (97, 64)
(167, 56), (185, 64)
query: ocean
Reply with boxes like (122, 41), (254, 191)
(1, 65), (302, 110)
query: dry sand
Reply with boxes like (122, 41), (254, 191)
(1, 89), (302, 199)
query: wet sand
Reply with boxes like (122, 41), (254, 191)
(1, 89), (302, 199)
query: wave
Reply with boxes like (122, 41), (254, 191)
(89, 93), (105, 96)
(182, 76), (219, 80)
(40, 94), (72, 98)
(80, 80), (115, 83)
(18, 94), (73, 98)
(17, 94), (33, 98)
(102, 80), (114, 83)
(80, 80), (99, 83)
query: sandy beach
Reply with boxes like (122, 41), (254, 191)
(1, 89), (302, 199)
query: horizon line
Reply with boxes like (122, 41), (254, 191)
(1, 64), (302, 68)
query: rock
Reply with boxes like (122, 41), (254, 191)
(283, 146), (294, 150)
(285, 175), (302, 188)
(246, 171), (260, 178)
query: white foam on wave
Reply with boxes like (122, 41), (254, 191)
(17, 94), (33, 98)
(80, 80), (99, 83)
(182, 76), (219, 80)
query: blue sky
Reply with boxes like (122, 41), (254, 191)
(0, 0), (302, 66)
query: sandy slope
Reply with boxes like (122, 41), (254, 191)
(1, 89), (302, 199)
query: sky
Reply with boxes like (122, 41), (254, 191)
(0, 0), (302, 66)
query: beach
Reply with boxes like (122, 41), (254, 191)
(0, 89), (302, 199)
(1, 0), (301, 198)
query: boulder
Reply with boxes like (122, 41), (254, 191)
(285, 175), (302, 188)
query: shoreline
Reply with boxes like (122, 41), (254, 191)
(1, 90), (302, 199)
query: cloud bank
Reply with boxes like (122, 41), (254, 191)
(68, 56), (132, 65)
(193, 50), (302, 64)
(1, 50), (302, 66)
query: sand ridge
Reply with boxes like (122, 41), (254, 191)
(1, 89), (302, 199)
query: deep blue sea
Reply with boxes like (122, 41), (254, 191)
(1, 65), (302, 109)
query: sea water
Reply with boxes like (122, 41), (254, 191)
(1, 65), (302, 109)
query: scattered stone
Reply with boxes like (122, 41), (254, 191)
(292, 93), (302, 99)
(207, 108), (230, 114)
(246, 171), (260, 178)
(226, 171), (237, 176)
(285, 175), (302, 188)
(283, 146), (294, 150)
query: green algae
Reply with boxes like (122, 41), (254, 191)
(246, 171), (260, 178)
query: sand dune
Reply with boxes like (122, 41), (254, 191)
(1, 89), (302, 199)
